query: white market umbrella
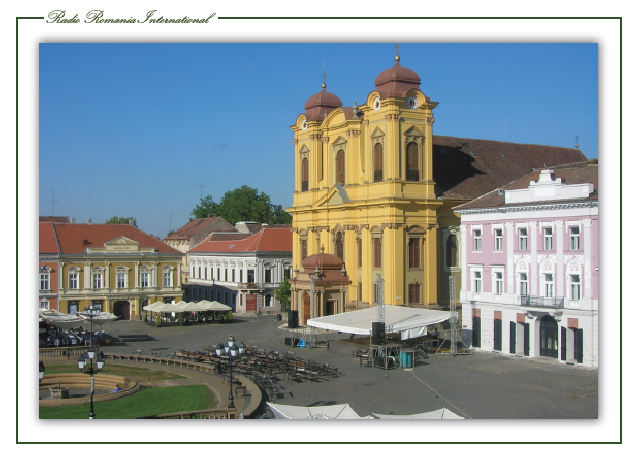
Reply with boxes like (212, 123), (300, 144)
(41, 313), (86, 330)
(372, 408), (465, 419)
(78, 312), (119, 327)
(194, 300), (232, 312)
(266, 403), (368, 420)
(143, 301), (168, 312)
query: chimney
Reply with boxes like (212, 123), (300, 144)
(189, 218), (193, 222)
(87, 219), (92, 224)
(129, 219), (134, 225)
(71, 218), (76, 224)
(207, 214), (211, 218)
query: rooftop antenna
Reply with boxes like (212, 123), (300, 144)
(192, 184), (207, 199)
(575, 135), (580, 150)
(505, 117), (507, 142)
(169, 207), (173, 233)
(46, 188), (58, 216)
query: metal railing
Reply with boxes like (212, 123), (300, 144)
(520, 295), (564, 309)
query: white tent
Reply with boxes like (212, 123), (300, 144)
(40, 313), (86, 330)
(306, 305), (449, 340)
(142, 301), (168, 312)
(194, 300), (232, 312)
(372, 408), (465, 419)
(78, 312), (119, 326)
(266, 403), (372, 419)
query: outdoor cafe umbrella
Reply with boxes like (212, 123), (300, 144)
(41, 313), (86, 330)
(143, 301), (168, 312)
(78, 312), (119, 327)
(193, 300), (232, 312)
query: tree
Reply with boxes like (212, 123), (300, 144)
(191, 185), (292, 225)
(275, 279), (291, 312)
(105, 216), (137, 227)
(190, 195), (220, 219)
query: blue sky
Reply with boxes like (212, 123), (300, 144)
(39, 43), (598, 237)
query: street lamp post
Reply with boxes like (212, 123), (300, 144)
(78, 306), (105, 419)
(39, 360), (45, 383)
(215, 336), (246, 410)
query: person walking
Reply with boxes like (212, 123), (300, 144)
(257, 308), (262, 319)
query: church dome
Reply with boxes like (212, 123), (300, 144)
(301, 250), (343, 272)
(304, 89), (343, 121)
(374, 62), (423, 99)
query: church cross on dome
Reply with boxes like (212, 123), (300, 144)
(395, 43), (401, 62)
(322, 69), (327, 90)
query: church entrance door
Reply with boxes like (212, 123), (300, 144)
(303, 293), (310, 323)
(325, 300), (336, 316)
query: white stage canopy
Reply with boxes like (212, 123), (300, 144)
(266, 403), (372, 419)
(372, 408), (465, 419)
(306, 305), (449, 340)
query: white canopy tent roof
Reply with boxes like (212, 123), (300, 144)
(266, 403), (372, 419)
(40, 313), (86, 330)
(79, 312), (119, 326)
(372, 408), (465, 419)
(143, 301), (233, 313)
(306, 305), (449, 340)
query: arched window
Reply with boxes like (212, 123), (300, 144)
(336, 150), (345, 185)
(406, 142), (420, 181)
(446, 235), (458, 268)
(373, 143), (383, 182)
(301, 158), (309, 191)
(335, 232), (344, 260)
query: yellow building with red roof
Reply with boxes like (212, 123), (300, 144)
(46, 222), (184, 319)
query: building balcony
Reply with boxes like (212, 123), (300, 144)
(520, 295), (564, 309)
(239, 282), (265, 290)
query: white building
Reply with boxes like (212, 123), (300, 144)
(455, 161), (598, 367)
(187, 226), (293, 313)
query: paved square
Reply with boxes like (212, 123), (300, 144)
(101, 316), (597, 419)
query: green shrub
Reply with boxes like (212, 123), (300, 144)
(225, 311), (233, 322)
(156, 315), (162, 327)
(178, 314), (184, 326)
(218, 313), (225, 323)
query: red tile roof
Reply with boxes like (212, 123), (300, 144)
(165, 216), (236, 240)
(432, 136), (587, 200)
(190, 227), (292, 253)
(39, 223), (60, 254)
(39, 216), (70, 223)
(455, 160), (598, 210)
(53, 224), (181, 254)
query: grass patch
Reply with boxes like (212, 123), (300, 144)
(43, 362), (185, 381)
(39, 384), (215, 419)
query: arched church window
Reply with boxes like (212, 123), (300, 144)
(336, 150), (345, 185)
(335, 232), (344, 260)
(446, 235), (458, 268)
(301, 158), (309, 192)
(373, 143), (383, 182)
(406, 142), (420, 181)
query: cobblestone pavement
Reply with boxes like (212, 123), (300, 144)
(99, 315), (598, 419)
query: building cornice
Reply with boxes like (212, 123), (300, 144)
(458, 201), (598, 216)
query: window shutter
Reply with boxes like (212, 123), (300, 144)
(576, 328), (584, 363)
(472, 316), (481, 347)
(494, 319), (502, 351)
(509, 321), (516, 354)
(561, 326), (567, 361)
(524, 323), (530, 356)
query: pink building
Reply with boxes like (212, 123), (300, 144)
(455, 161), (598, 367)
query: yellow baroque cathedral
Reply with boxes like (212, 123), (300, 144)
(286, 49), (586, 313)
(287, 51), (452, 310)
